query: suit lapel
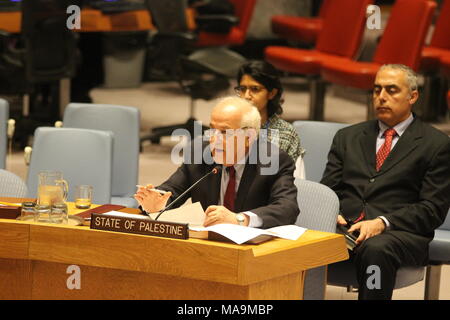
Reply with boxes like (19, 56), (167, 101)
(234, 141), (260, 212)
(234, 163), (256, 212)
(206, 165), (222, 206)
(375, 118), (422, 175)
(359, 121), (379, 177)
(201, 142), (222, 207)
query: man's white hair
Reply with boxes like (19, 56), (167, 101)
(215, 96), (261, 134)
(379, 64), (418, 92)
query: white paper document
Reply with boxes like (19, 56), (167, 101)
(102, 202), (205, 226)
(102, 203), (307, 245)
(190, 224), (307, 245)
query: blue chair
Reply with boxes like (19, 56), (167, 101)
(424, 209), (450, 299)
(295, 178), (340, 299)
(26, 127), (113, 204)
(293, 120), (349, 182)
(0, 169), (28, 198)
(62, 103), (140, 207)
(0, 99), (8, 170)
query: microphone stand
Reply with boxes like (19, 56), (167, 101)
(154, 165), (221, 221)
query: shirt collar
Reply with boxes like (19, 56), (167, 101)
(222, 163), (245, 179)
(378, 113), (414, 138)
(262, 114), (278, 129)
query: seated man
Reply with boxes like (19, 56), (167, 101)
(135, 96), (299, 228)
(321, 64), (450, 300)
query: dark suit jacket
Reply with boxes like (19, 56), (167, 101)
(158, 139), (299, 228)
(321, 117), (450, 262)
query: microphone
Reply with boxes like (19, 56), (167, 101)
(154, 165), (221, 221)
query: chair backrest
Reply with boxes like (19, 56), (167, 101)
(26, 127), (113, 204)
(295, 178), (340, 300)
(63, 103), (140, 197)
(318, 0), (332, 19)
(316, 0), (372, 58)
(0, 169), (28, 198)
(196, 0), (257, 46)
(373, 0), (436, 71)
(228, 0), (256, 40)
(295, 179), (339, 232)
(21, 0), (77, 82)
(0, 98), (8, 170)
(430, 0), (450, 50)
(293, 120), (350, 183)
(145, 0), (189, 33)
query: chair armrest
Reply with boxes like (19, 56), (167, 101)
(195, 14), (239, 26)
(154, 31), (198, 42)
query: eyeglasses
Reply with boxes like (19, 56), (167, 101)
(204, 127), (249, 139)
(234, 85), (265, 96)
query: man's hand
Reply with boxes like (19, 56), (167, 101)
(204, 205), (248, 227)
(348, 218), (386, 245)
(134, 184), (172, 213)
(337, 214), (347, 226)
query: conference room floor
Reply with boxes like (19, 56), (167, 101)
(7, 77), (450, 300)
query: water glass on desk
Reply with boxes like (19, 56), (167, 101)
(20, 202), (37, 222)
(36, 204), (51, 223)
(75, 185), (93, 209)
(51, 202), (68, 224)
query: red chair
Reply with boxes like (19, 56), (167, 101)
(442, 55), (450, 77)
(440, 56), (450, 111)
(195, 0), (256, 47)
(421, 0), (450, 73)
(321, 0), (436, 119)
(271, 0), (331, 45)
(265, 0), (372, 120)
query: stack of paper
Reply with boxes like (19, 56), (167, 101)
(189, 224), (307, 244)
(102, 202), (307, 245)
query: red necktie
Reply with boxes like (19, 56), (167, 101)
(376, 128), (397, 171)
(223, 166), (236, 211)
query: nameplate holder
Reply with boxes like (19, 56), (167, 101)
(90, 213), (189, 240)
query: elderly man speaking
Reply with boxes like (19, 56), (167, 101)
(135, 96), (299, 228)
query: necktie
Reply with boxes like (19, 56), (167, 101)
(223, 166), (236, 211)
(376, 128), (397, 171)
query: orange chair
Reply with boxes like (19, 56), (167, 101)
(270, 0), (331, 45)
(195, 0), (256, 47)
(265, 0), (372, 120)
(420, 0), (450, 73)
(320, 0), (436, 119)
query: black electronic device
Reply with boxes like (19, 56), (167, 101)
(337, 224), (360, 251)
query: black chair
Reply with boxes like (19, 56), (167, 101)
(0, 0), (78, 146)
(141, 0), (245, 145)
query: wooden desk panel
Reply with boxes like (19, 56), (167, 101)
(0, 217), (348, 300)
(30, 261), (304, 300)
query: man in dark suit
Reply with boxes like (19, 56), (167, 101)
(135, 96), (299, 228)
(321, 64), (450, 300)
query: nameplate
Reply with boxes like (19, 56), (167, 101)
(90, 213), (189, 240)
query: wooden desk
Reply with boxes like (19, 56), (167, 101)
(0, 204), (348, 300)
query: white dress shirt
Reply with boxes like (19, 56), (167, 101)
(219, 164), (263, 228)
(376, 113), (414, 229)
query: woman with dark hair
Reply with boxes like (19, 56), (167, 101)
(236, 60), (303, 163)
